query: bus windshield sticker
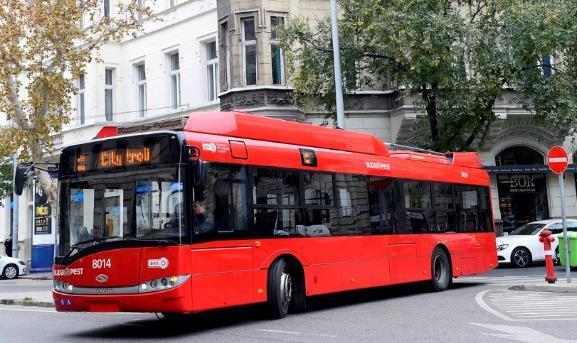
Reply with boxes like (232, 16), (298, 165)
(202, 143), (217, 152)
(147, 257), (169, 269)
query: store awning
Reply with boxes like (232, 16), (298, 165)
(484, 164), (577, 174)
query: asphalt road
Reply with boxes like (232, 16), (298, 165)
(1, 265), (576, 343)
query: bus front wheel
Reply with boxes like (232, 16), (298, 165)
(431, 247), (451, 292)
(267, 258), (292, 319)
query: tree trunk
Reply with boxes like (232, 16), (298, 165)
(421, 83), (440, 149)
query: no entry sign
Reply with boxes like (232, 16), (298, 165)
(548, 146), (568, 174)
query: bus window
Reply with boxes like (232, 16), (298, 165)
(368, 177), (395, 234)
(251, 167), (303, 237)
(332, 174), (370, 236)
(477, 186), (493, 232)
(303, 172), (334, 206)
(403, 181), (433, 234)
(455, 184), (479, 232)
(432, 183), (457, 233)
(194, 164), (250, 238)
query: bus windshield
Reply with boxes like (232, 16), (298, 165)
(57, 167), (184, 258)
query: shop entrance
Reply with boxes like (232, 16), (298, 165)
(497, 174), (549, 232)
(494, 146), (549, 232)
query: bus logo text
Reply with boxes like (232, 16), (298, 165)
(54, 268), (84, 276)
(147, 257), (169, 269)
(365, 161), (391, 170)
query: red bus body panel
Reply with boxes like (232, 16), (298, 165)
(54, 112), (497, 313)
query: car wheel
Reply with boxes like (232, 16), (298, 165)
(431, 247), (451, 292)
(2, 264), (19, 280)
(511, 247), (532, 268)
(267, 258), (292, 319)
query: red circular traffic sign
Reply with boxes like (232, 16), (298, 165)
(547, 146), (568, 174)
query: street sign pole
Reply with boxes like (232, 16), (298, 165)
(559, 173), (571, 283)
(547, 146), (571, 283)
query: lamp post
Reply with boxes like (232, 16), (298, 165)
(330, 0), (345, 129)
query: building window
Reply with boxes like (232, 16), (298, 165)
(168, 0), (176, 8)
(241, 17), (257, 86)
(169, 52), (181, 109)
(77, 75), (85, 125)
(270, 16), (285, 85)
(136, 63), (147, 117)
(220, 21), (230, 90)
(206, 41), (219, 102)
(104, 68), (114, 121)
(104, 0), (110, 18)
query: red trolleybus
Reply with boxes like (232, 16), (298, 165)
(53, 112), (497, 318)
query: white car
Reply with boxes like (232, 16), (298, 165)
(497, 219), (577, 268)
(0, 255), (28, 279)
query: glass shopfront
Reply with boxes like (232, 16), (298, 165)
(497, 174), (549, 232)
(493, 146), (549, 233)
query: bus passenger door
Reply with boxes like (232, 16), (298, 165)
(190, 242), (253, 311)
(189, 162), (254, 311)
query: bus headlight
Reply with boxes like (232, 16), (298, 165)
(54, 280), (74, 293)
(139, 275), (189, 294)
(497, 244), (509, 251)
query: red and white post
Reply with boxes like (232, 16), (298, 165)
(539, 229), (557, 283)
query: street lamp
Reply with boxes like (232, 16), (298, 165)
(330, 0), (345, 129)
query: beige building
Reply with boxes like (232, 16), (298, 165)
(214, 0), (577, 232)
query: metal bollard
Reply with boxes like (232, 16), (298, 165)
(539, 229), (557, 284)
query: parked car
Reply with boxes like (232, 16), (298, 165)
(496, 219), (577, 268)
(0, 255), (28, 279)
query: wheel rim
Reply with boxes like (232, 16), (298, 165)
(514, 250), (529, 267)
(434, 255), (447, 283)
(5, 266), (17, 279)
(280, 270), (292, 309)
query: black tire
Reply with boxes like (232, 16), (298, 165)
(511, 247), (532, 268)
(2, 264), (19, 280)
(431, 247), (451, 292)
(267, 259), (292, 319)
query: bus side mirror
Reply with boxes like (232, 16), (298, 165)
(14, 164), (34, 196)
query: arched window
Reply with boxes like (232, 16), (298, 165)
(495, 146), (543, 166)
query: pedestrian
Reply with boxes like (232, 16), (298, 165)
(3, 234), (12, 257)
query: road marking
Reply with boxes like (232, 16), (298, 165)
(0, 306), (55, 313)
(475, 290), (515, 321)
(470, 323), (577, 343)
(477, 290), (577, 321)
(457, 275), (546, 285)
(256, 329), (338, 338)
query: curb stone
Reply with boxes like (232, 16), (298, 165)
(0, 298), (54, 308)
(509, 284), (577, 294)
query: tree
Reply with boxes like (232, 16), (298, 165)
(283, 0), (577, 151)
(0, 0), (152, 163)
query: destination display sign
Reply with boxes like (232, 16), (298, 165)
(59, 134), (182, 177)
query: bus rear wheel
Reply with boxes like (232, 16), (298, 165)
(431, 247), (451, 292)
(267, 258), (292, 319)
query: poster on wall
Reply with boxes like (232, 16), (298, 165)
(34, 183), (51, 234)
(31, 166), (58, 273)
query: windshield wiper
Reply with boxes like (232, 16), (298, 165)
(62, 236), (122, 261)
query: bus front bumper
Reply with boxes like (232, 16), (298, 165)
(52, 277), (192, 313)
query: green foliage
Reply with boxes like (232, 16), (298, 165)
(283, 0), (577, 151)
(0, 163), (12, 207)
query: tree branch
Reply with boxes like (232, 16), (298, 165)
(6, 75), (30, 130)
